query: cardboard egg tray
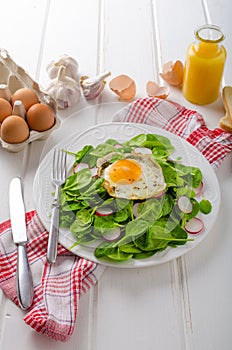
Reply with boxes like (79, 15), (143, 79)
(0, 48), (59, 152)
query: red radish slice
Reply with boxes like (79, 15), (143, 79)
(132, 203), (140, 217)
(152, 189), (166, 198)
(73, 162), (89, 173)
(184, 217), (204, 234)
(194, 181), (204, 197)
(133, 147), (152, 155)
(102, 227), (121, 242)
(91, 167), (98, 177)
(114, 144), (123, 149)
(95, 207), (113, 216)
(177, 196), (193, 213)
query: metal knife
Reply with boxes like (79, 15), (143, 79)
(9, 177), (34, 310)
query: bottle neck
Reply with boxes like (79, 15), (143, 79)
(193, 24), (225, 58)
(195, 41), (221, 58)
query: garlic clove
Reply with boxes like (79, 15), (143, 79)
(146, 81), (170, 99)
(80, 71), (111, 100)
(160, 60), (184, 86)
(46, 65), (81, 110)
(109, 74), (136, 101)
(46, 55), (79, 81)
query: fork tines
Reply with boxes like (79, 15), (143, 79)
(52, 148), (67, 185)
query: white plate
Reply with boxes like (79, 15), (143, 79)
(33, 122), (221, 268)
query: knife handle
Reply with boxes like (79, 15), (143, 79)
(16, 243), (34, 310)
(47, 203), (59, 264)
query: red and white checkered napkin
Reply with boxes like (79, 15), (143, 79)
(0, 211), (105, 342)
(0, 97), (232, 342)
(113, 97), (232, 168)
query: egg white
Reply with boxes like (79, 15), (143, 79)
(98, 153), (166, 200)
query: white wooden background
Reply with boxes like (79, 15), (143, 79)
(0, 1), (231, 349)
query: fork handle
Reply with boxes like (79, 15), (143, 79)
(47, 187), (60, 264)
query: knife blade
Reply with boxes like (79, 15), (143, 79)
(9, 177), (34, 310)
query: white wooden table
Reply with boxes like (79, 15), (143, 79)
(0, 1), (232, 349)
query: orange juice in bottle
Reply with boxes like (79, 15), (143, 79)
(182, 25), (226, 104)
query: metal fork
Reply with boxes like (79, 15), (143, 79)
(46, 148), (67, 264)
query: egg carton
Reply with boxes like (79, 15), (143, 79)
(0, 48), (59, 152)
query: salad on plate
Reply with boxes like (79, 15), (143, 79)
(58, 133), (212, 263)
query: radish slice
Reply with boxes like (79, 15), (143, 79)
(194, 181), (204, 197)
(184, 217), (204, 234)
(90, 167), (98, 177)
(132, 203), (140, 217)
(73, 162), (89, 173)
(95, 207), (113, 216)
(177, 196), (193, 213)
(152, 189), (166, 198)
(114, 143), (123, 149)
(102, 227), (121, 242)
(133, 147), (152, 155)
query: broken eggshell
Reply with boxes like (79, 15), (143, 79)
(46, 54), (79, 81)
(109, 74), (136, 101)
(80, 71), (111, 100)
(146, 81), (170, 99)
(160, 60), (184, 87)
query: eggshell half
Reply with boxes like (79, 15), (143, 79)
(26, 103), (55, 131)
(160, 60), (184, 87)
(1, 115), (29, 144)
(109, 74), (136, 101)
(146, 81), (170, 99)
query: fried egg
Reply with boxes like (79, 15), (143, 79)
(98, 153), (166, 200)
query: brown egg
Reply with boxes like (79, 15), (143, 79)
(26, 103), (55, 131)
(1, 115), (30, 144)
(0, 98), (13, 123)
(109, 74), (136, 101)
(11, 88), (39, 110)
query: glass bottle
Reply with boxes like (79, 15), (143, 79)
(182, 25), (226, 105)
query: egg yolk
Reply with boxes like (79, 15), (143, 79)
(109, 159), (141, 183)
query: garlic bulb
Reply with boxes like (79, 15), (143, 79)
(46, 55), (79, 81)
(80, 71), (111, 100)
(46, 65), (81, 109)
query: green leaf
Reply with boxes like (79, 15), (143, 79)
(123, 134), (147, 147)
(93, 215), (118, 235)
(89, 143), (116, 157)
(119, 243), (142, 254)
(133, 251), (155, 259)
(63, 168), (93, 192)
(113, 208), (129, 223)
(94, 241), (115, 258)
(107, 248), (133, 261)
(160, 194), (173, 216)
(199, 199), (212, 214)
(72, 145), (96, 168)
(118, 219), (149, 245)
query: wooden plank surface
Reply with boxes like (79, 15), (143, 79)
(0, 1), (231, 349)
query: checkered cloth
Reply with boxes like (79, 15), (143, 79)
(0, 211), (105, 341)
(0, 97), (232, 342)
(113, 97), (232, 168)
